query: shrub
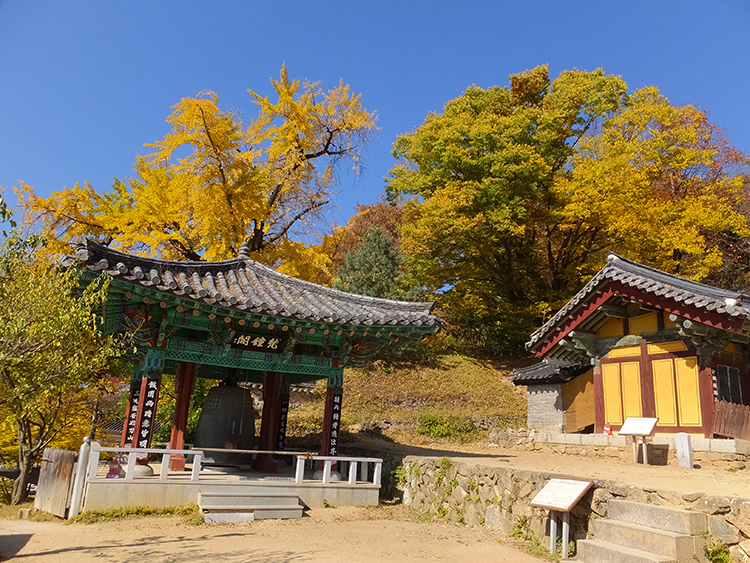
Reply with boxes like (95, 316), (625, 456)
(418, 413), (475, 439)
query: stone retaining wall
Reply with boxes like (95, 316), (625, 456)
(488, 428), (750, 469)
(400, 455), (750, 559)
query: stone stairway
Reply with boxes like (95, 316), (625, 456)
(577, 499), (708, 562)
(198, 491), (304, 523)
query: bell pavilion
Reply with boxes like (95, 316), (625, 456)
(65, 238), (440, 472)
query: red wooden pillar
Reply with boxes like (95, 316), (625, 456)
(255, 371), (282, 473)
(320, 384), (343, 457)
(168, 361), (197, 470)
(698, 357), (716, 439)
(593, 364), (604, 434)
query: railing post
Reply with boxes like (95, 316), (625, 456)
(348, 461), (358, 485)
(87, 443), (101, 481)
(68, 437), (91, 519)
(160, 453), (170, 481)
(373, 461), (382, 486)
(295, 456), (305, 483)
(125, 451), (137, 481)
(322, 459), (332, 484)
(360, 460), (367, 481)
(190, 452), (202, 482)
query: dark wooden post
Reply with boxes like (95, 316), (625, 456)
(169, 361), (197, 470)
(276, 386), (290, 452)
(321, 383), (343, 457)
(255, 371), (282, 473)
(121, 379), (142, 447)
(134, 376), (161, 449)
(122, 349), (164, 460)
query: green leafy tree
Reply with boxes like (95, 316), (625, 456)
(334, 226), (420, 301)
(0, 195), (127, 504)
(387, 65), (747, 353)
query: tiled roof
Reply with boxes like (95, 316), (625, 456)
(510, 359), (590, 385)
(64, 239), (439, 328)
(527, 253), (750, 352)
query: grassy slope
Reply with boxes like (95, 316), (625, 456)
(287, 354), (527, 444)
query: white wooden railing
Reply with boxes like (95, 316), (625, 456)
(87, 444), (203, 482)
(68, 439), (382, 519)
(295, 455), (382, 486)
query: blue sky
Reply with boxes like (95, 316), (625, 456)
(1, 1), (748, 230)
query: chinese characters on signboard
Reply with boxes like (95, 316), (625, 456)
(124, 387), (141, 445)
(134, 378), (160, 449)
(328, 392), (342, 456)
(231, 333), (287, 353)
(277, 392), (290, 450)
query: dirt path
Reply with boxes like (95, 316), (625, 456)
(4, 437), (750, 562)
(0, 506), (545, 562)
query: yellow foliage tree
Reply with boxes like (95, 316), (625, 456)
(387, 66), (748, 353)
(560, 86), (748, 279)
(18, 65), (376, 280)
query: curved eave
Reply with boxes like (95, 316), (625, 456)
(526, 253), (750, 355)
(65, 238), (441, 332)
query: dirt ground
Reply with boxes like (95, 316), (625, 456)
(0, 505), (544, 563)
(2, 439), (750, 562)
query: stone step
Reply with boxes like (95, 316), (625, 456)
(608, 499), (708, 535)
(577, 539), (676, 563)
(592, 518), (699, 560)
(198, 492), (301, 507)
(200, 504), (304, 519)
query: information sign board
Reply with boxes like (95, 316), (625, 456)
(530, 479), (593, 512)
(618, 417), (658, 437)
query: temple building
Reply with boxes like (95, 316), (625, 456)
(512, 253), (750, 438)
(64, 238), (440, 470)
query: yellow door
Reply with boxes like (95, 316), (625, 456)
(621, 362), (643, 419)
(652, 359), (677, 425)
(675, 357), (702, 426)
(602, 363), (623, 425)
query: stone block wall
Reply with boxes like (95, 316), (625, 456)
(526, 383), (564, 433)
(400, 455), (750, 559)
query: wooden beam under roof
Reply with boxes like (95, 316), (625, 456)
(600, 304), (628, 318)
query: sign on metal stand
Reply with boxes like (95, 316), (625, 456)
(618, 417), (658, 464)
(531, 479), (593, 557)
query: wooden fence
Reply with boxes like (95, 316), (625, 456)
(34, 448), (77, 518)
(712, 400), (750, 441)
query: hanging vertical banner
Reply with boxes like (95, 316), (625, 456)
(277, 391), (290, 451)
(123, 386), (141, 446)
(328, 390), (342, 456)
(135, 378), (161, 448)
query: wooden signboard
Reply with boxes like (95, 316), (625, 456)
(530, 478), (593, 512)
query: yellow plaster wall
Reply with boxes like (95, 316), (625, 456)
(629, 312), (658, 335)
(561, 369), (595, 432)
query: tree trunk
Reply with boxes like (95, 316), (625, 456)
(11, 442), (34, 505)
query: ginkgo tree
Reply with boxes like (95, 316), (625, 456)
(19, 65), (377, 280)
(387, 65), (748, 353)
(560, 86), (748, 279)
